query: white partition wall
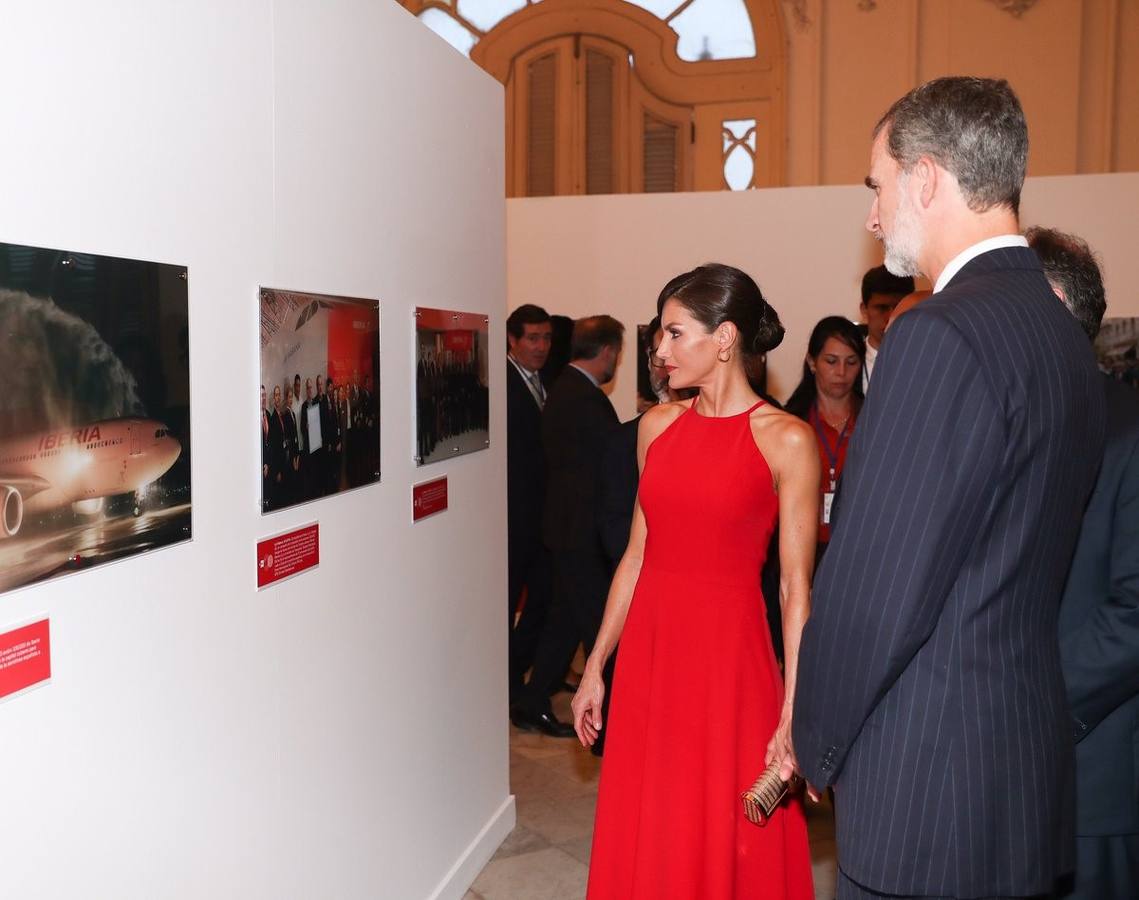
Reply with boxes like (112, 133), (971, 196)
(0, 3), (509, 899)
(508, 174), (1139, 418)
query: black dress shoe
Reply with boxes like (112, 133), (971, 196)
(510, 705), (576, 738)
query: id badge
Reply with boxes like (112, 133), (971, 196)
(822, 491), (835, 525)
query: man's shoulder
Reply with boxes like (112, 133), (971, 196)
(505, 361), (529, 396)
(604, 414), (641, 449)
(1104, 376), (1139, 445)
(546, 366), (593, 402)
(902, 268), (1073, 359)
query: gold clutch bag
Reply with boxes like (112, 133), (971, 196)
(741, 760), (802, 826)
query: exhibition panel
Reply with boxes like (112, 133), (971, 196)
(0, 2), (509, 899)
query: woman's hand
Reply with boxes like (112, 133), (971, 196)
(765, 704), (798, 783)
(571, 665), (605, 748)
(765, 705), (821, 802)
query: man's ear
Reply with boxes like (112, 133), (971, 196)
(1046, 277), (1073, 312)
(916, 156), (938, 209)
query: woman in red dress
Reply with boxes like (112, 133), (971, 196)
(573, 264), (819, 899)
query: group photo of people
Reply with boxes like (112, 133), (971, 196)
(259, 289), (380, 513)
(415, 307), (490, 466)
(504, 78), (1139, 900)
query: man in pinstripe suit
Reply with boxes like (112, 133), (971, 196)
(792, 78), (1106, 899)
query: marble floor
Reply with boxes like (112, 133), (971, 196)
(464, 692), (838, 900)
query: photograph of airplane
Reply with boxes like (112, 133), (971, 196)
(0, 418), (182, 537)
(0, 240), (191, 595)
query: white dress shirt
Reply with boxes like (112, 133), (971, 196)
(934, 234), (1029, 293)
(509, 354), (546, 408)
(862, 340), (879, 394)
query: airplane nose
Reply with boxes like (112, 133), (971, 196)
(162, 436), (182, 466)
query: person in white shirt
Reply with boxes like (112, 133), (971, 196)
(858, 265), (913, 392)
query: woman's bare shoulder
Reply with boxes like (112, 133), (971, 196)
(750, 404), (815, 463)
(638, 400), (689, 448)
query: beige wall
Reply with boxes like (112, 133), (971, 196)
(507, 172), (1139, 420)
(784, 0), (1137, 186)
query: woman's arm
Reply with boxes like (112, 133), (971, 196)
(757, 415), (820, 780)
(570, 403), (682, 746)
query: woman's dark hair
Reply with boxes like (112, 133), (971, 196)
(656, 263), (784, 356)
(784, 316), (866, 419)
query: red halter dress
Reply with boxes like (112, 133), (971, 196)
(587, 400), (814, 900)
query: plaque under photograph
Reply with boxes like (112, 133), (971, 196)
(1095, 317), (1139, 391)
(414, 307), (489, 466)
(0, 240), (191, 596)
(259, 288), (380, 513)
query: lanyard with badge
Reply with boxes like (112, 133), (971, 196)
(811, 404), (852, 526)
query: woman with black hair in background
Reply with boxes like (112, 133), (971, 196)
(785, 316), (865, 558)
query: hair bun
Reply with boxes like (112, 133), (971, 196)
(751, 319), (784, 354)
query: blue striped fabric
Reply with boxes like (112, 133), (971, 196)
(793, 246), (1106, 897)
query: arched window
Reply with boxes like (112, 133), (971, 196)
(398, 0), (786, 196)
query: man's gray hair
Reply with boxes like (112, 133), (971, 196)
(874, 76), (1028, 216)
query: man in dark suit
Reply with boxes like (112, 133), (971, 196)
(260, 384), (272, 511)
(505, 304), (554, 704)
(1028, 226), (1139, 900)
(321, 376), (341, 495)
(300, 377), (320, 501)
(793, 77), (1106, 900)
(267, 384), (288, 511)
(511, 314), (623, 736)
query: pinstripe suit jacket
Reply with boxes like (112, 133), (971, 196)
(793, 246), (1106, 897)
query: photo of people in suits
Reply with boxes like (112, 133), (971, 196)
(414, 307), (489, 466)
(259, 288), (380, 513)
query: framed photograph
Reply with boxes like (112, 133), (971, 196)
(414, 307), (489, 466)
(259, 288), (380, 513)
(0, 240), (191, 595)
(1095, 317), (1139, 392)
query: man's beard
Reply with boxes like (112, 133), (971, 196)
(883, 178), (924, 278)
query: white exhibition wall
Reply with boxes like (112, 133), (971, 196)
(508, 173), (1139, 419)
(0, 3), (509, 899)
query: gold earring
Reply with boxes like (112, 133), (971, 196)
(718, 347), (731, 363)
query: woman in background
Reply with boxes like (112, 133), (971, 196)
(785, 316), (865, 557)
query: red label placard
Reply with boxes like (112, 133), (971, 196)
(413, 477), (448, 522)
(257, 523), (320, 588)
(0, 619), (51, 701)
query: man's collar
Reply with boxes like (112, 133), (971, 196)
(507, 353), (537, 379)
(934, 234), (1028, 293)
(569, 362), (600, 388)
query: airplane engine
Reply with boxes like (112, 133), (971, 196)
(72, 497), (105, 516)
(0, 486), (23, 538)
